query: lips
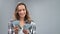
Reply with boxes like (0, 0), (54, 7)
(20, 13), (26, 15)
(19, 14), (25, 17)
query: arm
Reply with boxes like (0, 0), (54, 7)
(31, 22), (36, 34)
(8, 20), (19, 34)
(28, 22), (36, 34)
(8, 21), (13, 34)
(23, 22), (36, 34)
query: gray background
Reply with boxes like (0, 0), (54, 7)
(0, 0), (60, 34)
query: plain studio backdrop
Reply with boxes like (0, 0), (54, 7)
(0, 0), (60, 34)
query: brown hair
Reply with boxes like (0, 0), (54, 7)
(13, 2), (31, 23)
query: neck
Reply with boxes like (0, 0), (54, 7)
(20, 17), (24, 21)
(19, 17), (25, 27)
(19, 17), (25, 24)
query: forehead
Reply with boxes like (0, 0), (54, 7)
(18, 5), (25, 10)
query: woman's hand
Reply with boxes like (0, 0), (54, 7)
(14, 26), (19, 34)
(23, 29), (29, 34)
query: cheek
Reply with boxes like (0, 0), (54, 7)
(24, 11), (26, 15)
(18, 11), (26, 15)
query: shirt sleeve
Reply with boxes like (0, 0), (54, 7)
(29, 22), (36, 34)
(8, 20), (14, 34)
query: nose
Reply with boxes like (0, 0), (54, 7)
(19, 10), (24, 14)
(21, 10), (24, 13)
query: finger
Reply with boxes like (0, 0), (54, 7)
(23, 29), (29, 34)
(14, 27), (19, 32)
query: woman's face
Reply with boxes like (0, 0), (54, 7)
(17, 5), (26, 18)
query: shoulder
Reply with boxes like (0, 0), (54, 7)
(9, 19), (19, 25)
(30, 21), (36, 26)
(31, 21), (36, 30)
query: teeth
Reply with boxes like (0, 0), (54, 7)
(20, 14), (24, 15)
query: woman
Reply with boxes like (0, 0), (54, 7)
(8, 2), (36, 34)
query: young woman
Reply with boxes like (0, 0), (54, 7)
(8, 2), (36, 34)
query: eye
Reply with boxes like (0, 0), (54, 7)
(23, 9), (26, 11)
(18, 10), (21, 12)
